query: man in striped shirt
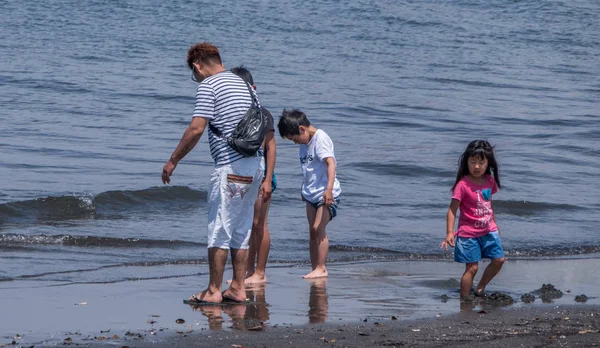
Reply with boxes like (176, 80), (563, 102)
(162, 42), (264, 305)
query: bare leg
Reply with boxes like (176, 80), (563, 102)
(305, 203), (318, 270)
(460, 262), (478, 300)
(475, 258), (505, 293)
(191, 247), (228, 302)
(303, 205), (330, 279)
(245, 198), (271, 284)
(222, 248), (249, 302)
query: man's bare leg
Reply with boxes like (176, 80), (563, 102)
(222, 248), (249, 302)
(303, 205), (330, 279)
(191, 247), (227, 302)
(245, 198), (271, 284)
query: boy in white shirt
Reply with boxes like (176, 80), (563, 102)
(278, 109), (342, 279)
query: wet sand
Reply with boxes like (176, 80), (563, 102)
(1, 257), (599, 347)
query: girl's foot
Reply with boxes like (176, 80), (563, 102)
(474, 288), (487, 297)
(302, 269), (328, 279)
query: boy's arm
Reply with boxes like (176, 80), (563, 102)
(322, 157), (336, 205)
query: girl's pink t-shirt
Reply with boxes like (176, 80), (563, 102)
(452, 175), (498, 238)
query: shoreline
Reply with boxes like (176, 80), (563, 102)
(2, 258), (599, 347)
(132, 305), (600, 348)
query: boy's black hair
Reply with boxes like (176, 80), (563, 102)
(278, 109), (311, 138)
(230, 65), (254, 85)
(452, 140), (501, 193)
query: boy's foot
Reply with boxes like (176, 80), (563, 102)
(302, 269), (328, 279)
(244, 273), (267, 284)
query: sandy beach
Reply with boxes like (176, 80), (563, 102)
(1, 257), (599, 347)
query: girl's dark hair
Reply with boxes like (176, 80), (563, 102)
(277, 109), (311, 138)
(451, 140), (501, 193)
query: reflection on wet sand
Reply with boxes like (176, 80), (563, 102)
(245, 283), (270, 323)
(307, 278), (328, 324)
(186, 283), (270, 331)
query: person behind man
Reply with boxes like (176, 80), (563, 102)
(230, 66), (276, 284)
(161, 42), (264, 304)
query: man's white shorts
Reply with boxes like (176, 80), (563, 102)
(207, 155), (264, 249)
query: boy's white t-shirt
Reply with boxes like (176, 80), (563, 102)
(299, 129), (342, 204)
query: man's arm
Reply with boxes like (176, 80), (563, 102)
(162, 117), (208, 184)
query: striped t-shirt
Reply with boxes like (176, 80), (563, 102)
(192, 71), (260, 166)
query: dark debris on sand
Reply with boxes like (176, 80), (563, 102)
(533, 283), (564, 303)
(521, 293), (536, 303)
(125, 305), (600, 348)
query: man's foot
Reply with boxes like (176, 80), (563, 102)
(302, 269), (328, 279)
(189, 289), (222, 303)
(244, 273), (267, 284)
(222, 288), (247, 303)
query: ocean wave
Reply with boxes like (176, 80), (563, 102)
(0, 186), (206, 225)
(0, 233), (205, 248)
(352, 162), (454, 178)
(493, 200), (580, 216)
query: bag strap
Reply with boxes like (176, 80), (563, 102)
(208, 82), (257, 137)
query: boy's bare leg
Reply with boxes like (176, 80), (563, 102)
(460, 262), (478, 300)
(305, 203), (318, 270)
(245, 198), (271, 284)
(303, 205), (330, 279)
(475, 257), (504, 293)
(222, 248), (249, 302)
(191, 247), (227, 302)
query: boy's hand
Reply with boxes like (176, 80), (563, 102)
(259, 180), (272, 202)
(440, 234), (455, 250)
(323, 189), (334, 206)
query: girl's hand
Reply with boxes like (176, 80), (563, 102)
(440, 234), (455, 250)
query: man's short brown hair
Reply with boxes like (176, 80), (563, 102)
(187, 42), (222, 69)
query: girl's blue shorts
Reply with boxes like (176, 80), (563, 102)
(455, 231), (504, 263)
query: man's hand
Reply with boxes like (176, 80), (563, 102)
(162, 159), (177, 184)
(440, 234), (455, 250)
(259, 180), (272, 202)
(323, 189), (334, 206)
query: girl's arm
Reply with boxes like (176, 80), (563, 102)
(441, 199), (460, 249)
(323, 157), (336, 205)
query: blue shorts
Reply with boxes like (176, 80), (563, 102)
(307, 196), (340, 221)
(454, 231), (504, 263)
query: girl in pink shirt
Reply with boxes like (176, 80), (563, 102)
(440, 140), (505, 301)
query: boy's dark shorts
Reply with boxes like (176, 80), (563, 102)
(306, 196), (340, 221)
